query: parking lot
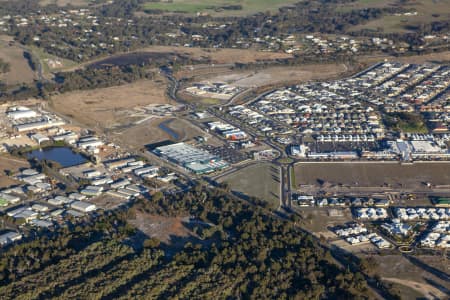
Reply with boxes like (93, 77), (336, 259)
(307, 141), (381, 153)
(201, 144), (250, 164)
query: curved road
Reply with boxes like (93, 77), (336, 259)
(161, 64), (295, 213)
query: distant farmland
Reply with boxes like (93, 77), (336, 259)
(142, 0), (300, 16)
(345, 0), (450, 33)
(294, 162), (450, 188)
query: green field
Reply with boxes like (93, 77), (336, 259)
(218, 163), (280, 208)
(30, 46), (77, 74)
(39, 0), (90, 7)
(343, 0), (450, 33)
(142, 0), (300, 16)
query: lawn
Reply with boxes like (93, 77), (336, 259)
(218, 163), (280, 208)
(142, 0), (300, 16)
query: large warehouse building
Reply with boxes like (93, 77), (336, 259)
(153, 142), (228, 174)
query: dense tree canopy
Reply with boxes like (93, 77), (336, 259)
(0, 186), (376, 299)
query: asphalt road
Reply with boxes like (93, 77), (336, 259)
(160, 65), (297, 213)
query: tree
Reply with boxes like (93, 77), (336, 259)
(152, 191), (163, 202)
(143, 238), (160, 249)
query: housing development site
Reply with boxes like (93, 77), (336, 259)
(209, 61), (450, 253)
(1, 61), (450, 264)
(3, 0), (450, 298)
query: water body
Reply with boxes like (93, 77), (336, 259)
(158, 119), (180, 140)
(27, 147), (87, 168)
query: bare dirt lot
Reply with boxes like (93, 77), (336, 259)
(163, 118), (207, 140)
(178, 63), (350, 105)
(359, 51), (450, 66)
(113, 118), (174, 150)
(89, 194), (128, 210)
(0, 39), (35, 84)
(196, 64), (349, 88)
(0, 155), (30, 188)
(50, 75), (211, 150)
(129, 212), (198, 247)
(114, 117), (208, 150)
(297, 207), (355, 238)
(50, 78), (169, 132)
(295, 162), (450, 189)
(372, 254), (450, 299)
(218, 162), (280, 208)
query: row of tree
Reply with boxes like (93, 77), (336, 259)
(0, 62), (154, 101)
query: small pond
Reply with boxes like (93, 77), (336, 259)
(27, 147), (87, 168)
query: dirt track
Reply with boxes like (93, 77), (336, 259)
(383, 277), (447, 299)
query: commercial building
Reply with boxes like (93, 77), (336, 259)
(0, 231), (23, 247)
(70, 201), (96, 212)
(289, 145), (308, 157)
(30, 219), (53, 228)
(133, 166), (159, 177)
(8, 207), (38, 222)
(153, 142), (228, 174)
(14, 118), (65, 132)
(110, 178), (130, 189)
(77, 136), (103, 149)
(104, 157), (136, 170)
(7, 108), (37, 120)
(52, 131), (78, 144)
(308, 151), (358, 160)
(31, 133), (50, 145)
(0, 193), (20, 205)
